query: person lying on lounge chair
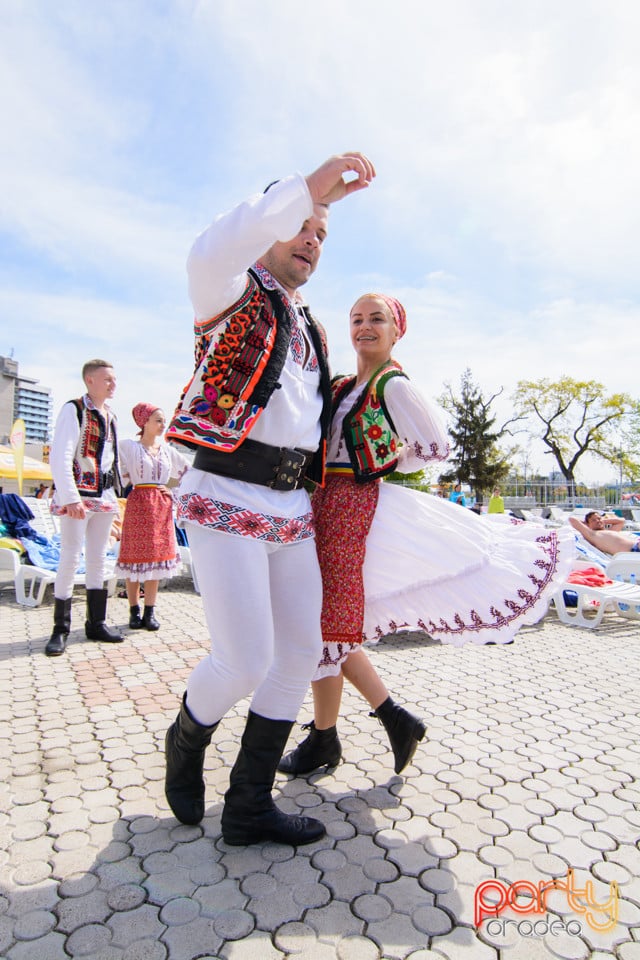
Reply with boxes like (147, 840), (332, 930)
(569, 512), (639, 556)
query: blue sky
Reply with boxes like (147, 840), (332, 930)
(2, 0), (640, 482)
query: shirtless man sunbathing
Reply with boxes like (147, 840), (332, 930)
(569, 511), (640, 555)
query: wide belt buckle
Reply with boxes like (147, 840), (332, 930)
(271, 448), (307, 491)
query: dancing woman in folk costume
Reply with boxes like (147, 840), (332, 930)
(115, 404), (190, 631)
(279, 293), (575, 778)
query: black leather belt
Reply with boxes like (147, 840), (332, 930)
(193, 439), (313, 491)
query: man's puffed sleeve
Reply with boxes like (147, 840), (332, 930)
(187, 174), (314, 321)
(49, 403), (81, 507)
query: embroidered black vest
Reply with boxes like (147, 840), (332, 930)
(167, 268), (332, 484)
(332, 360), (408, 483)
(70, 398), (120, 497)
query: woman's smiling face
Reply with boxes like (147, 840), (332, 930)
(350, 295), (398, 364)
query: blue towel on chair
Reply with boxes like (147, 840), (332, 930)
(0, 493), (47, 543)
(21, 534), (75, 572)
(21, 534), (116, 575)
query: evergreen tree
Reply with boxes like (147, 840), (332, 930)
(385, 467), (428, 489)
(438, 369), (510, 501)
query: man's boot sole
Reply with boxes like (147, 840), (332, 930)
(221, 813), (326, 846)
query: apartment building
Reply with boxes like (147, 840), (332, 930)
(0, 355), (53, 446)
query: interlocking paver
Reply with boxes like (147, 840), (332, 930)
(65, 920), (114, 956)
(432, 924), (498, 958)
(334, 935), (380, 960)
(122, 941), (166, 960)
(617, 945), (640, 960)
(386, 875), (433, 916)
(500, 828), (547, 861)
(108, 903), (165, 947)
(6, 929), (70, 959)
(2, 579), (640, 959)
(597, 814), (640, 844)
(477, 842), (515, 868)
(56, 888), (111, 933)
(371, 912), (435, 956)
(247, 885), (302, 929)
(304, 899), (363, 941)
(160, 915), (222, 959)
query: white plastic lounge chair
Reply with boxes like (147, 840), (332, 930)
(513, 508), (542, 523)
(0, 545), (57, 607)
(551, 576), (640, 628)
(605, 552), (640, 584)
(1, 547), (118, 607)
(11, 558), (117, 607)
(2, 499), (118, 607)
(15, 559), (58, 606)
(21, 497), (59, 539)
(0, 547), (22, 586)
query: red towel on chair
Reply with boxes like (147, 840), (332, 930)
(567, 567), (613, 587)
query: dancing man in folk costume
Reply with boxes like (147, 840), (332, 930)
(164, 152), (376, 846)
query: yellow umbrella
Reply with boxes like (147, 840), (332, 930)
(0, 445), (53, 481)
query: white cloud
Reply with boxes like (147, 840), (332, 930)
(0, 288), (193, 439)
(2, 0), (640, 486)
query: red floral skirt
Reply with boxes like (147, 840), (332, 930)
(312, 475), (379, 677)
(116, 487), (181, 581)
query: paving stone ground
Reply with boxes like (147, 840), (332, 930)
(1, 575), (639, 960)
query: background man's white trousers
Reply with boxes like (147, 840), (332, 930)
(55, 511), (114, 599)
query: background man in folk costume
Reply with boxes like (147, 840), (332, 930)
(46, 359), (125, 656)
(164, 152), (376, 846)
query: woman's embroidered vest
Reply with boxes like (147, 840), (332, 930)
(166, 268), (332, 483)
(334, 360), (408, 484)
(70, 398), (120, 497)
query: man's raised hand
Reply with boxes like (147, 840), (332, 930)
(306, 152), (376, 205)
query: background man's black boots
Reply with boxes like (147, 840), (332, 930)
(45, 597), (72, 656)
(85, 588), (124, 642)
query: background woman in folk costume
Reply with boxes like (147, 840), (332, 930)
(116, 404), (190, 631)
(280, 293), (575, 778)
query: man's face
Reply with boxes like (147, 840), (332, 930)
(586, 513), (604, 530)
(260, 204), (329, 297)
(85, 366), (116, 405)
